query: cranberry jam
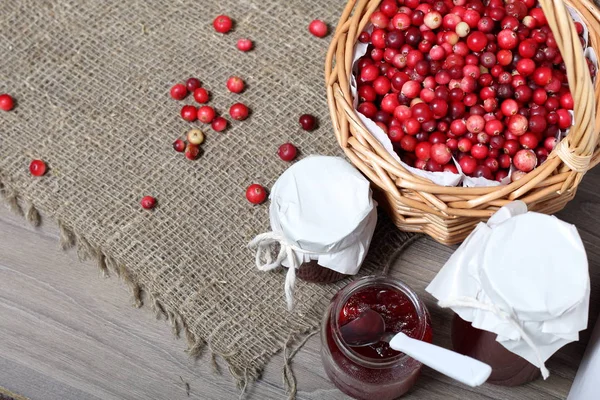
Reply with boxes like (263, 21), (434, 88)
(321, 276), (432, 400)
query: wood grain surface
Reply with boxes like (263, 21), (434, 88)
(1, 168), (599, 400)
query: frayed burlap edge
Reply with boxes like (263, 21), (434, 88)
(0, 173), (322, 398)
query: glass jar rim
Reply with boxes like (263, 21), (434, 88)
(329, 275), (429, 369)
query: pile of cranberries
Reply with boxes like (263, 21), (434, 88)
(355, 0), (595, 181)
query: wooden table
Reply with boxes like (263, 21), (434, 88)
(2, 168), (599, 400)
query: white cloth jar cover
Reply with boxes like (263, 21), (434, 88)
(426, 201), (590, 378)
(249, 156), (377, 310)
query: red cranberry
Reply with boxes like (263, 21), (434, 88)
(431, 143), (452, 164)
(358, 31), (371, 43)
(29, 159), (47, 176)
(484, 157), (499, 172)
(185, 78), (201, 93)
(213, 15), (233, 33)
(358, 102), (377, 118)
(556, 109), (572, 129)
(278, 143), (298, 162)
(486, 119), (504, 136)
(197, 106), (216, 123)
(560, 92), (574, 110)
(309, 20), (328, 37)
(212, 117), (228, 132)
(471, 143), (489, 159)
(405, 27), (422, 46)
(400, 135), (418, 151)
(392, 13), (411, 30)
(466, 31), (488, 52)
(498, 29), (518, 49)
(458, 137), (472, 152)
(360, 64), (380, 82)
(226, 76), (245, 93)
(459, 155), (478, 174)
(415, 142), (432, 161)
(501, 99), (519, 116)
(170, 84), (187, 100)
(193, 88), (209, 104)
(499, 153), (512, 169)
(533, 67), (553, 86)
(514, 85), (532, 103)
(181, 105), (198, 122)
(246, 184), (267, 204)
(403, 118), (421, 135)
(381, 0), (399, 17)
(140, 196), (157, 210)
(237, 38), (253, 52)
(520, 132), (539, 149)
(516, 58), (535, 76)
(513, 149), (537, 172)
(401, 81), (421, 98)
(503, 139), (520, 156)
(544, 136), (558, 151)
(386, 30), (406, 49)
(185, 144), (200, 160)
(173, 139), (186, 152)
(230, 103), (249, 121)
(528, 115), (547, 134)
(371, 11), (390, 28)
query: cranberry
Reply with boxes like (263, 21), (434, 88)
(389, 126), (404, 142)
(386, 30), (406, 49)
(381, 93), (400, 113)
(29, 159), (47, 176)
(424, 11), (443, 29)
(516, 58), (535, 76)
(403, 118), (421, 135)
(415, 142), (432, 161)
(140, 196), (156, 210)
(277, 143), (298, 162)
(459, 155), (478, 174)
(466, 115), (485, 133)
(503, 139), (520, 156)
(486, 119), (504, 136)
(381, 0), (399, 17)
(181, 105), (198, 122)
(545, 96), (560, 111)
(560, 92), (574, 110)
(197, 106), (216, 123)
(431, 143), (452, 164)
(471, 143), (489, 159)
(498, 29), (518, 49)
(405, 27), (422, 47)
(473, 165), (493, 179)
(528, 115), (547, 134)
(501, 99), (519, 116)
(213, 15), (233, 33)
(226, 76), (245, 93)
(358, 102), (377, 118)
(170, 84), (187, 100)
(514, 85), (532, 103)
(193, 88), (210, 104)
(211, 117), (228, 132)
(173, 139), (186, 152)
(496, 50), (513, 66)
(520, 132), (539, 149)
(309, 20), (328, 37)
(429, 132), (446, 144)
(507, 114), (528, 136)
(513, 149), (537, 172)
(236, 38), (253, 52)
(185, 144), (200, 160)
(246, 184), (267, 204)
(455, 21), (471, 37)
(371, 11), (389, 28)
(230, 103), (249, 121)
(187, 128), (205, 145)
(401, 81), (421, 98)
(466, 31), (488, 52)
(458, 137), (472, 152)
(544, 136), (558, 151)
(400, 135), (418, 151)
(412, 103), (433, 122)
(533, 67), (553, 86)
(499, 153), (512, 169)
(358, 31), (371, 43)
(186, 78), (201, 92)
(360, 64), (380, 82)
(557, 109), (572, 129)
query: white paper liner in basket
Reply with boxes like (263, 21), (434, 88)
(351, 10), (597, 188)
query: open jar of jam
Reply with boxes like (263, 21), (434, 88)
(321, 276), (432, 400)
(451, 314), (540, 386)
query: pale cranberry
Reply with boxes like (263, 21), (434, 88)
(507, 114), (528, 136)
(514, 149), (537, 172)
(455, 22), (470, 37)
(498, 29), (518, 49)
(424, 11), (442, 29)
(466, 115), (485, 133)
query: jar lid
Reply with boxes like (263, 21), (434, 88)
(426, 201), (590, 378)
(481, 212), (589, 322)
(270, 156), (375, 251)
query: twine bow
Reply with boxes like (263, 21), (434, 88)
(438, 296), (550, 379)
(248, 232), (319, 311)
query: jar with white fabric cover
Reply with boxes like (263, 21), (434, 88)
(249, 156), (377, 311)
(426, 201), (590, 385)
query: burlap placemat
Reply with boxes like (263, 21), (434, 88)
(0, 0), (414, 394)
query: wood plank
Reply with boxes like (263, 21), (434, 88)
(1, 166), (599, 400)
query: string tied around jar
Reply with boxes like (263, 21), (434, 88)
(249, 231), (321, 311)
(438, 296), (550, 379)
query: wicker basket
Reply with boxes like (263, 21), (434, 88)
(326, 0), (600, 245)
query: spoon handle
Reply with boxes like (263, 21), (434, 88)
(389, 332), (492, 387)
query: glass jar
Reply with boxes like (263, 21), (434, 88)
(320, 276), (432, 400)
(451, 314), (540, 386)
(296, 260), (349, 283)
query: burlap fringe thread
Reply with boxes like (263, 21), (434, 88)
(0, 176), (318, 399)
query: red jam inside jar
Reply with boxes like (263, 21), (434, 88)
(321, 276), (432, 400)
(296, 260), (349, 283)
(451, 314), (540, 386)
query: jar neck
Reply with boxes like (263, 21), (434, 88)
(329, 276), (428, 369)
